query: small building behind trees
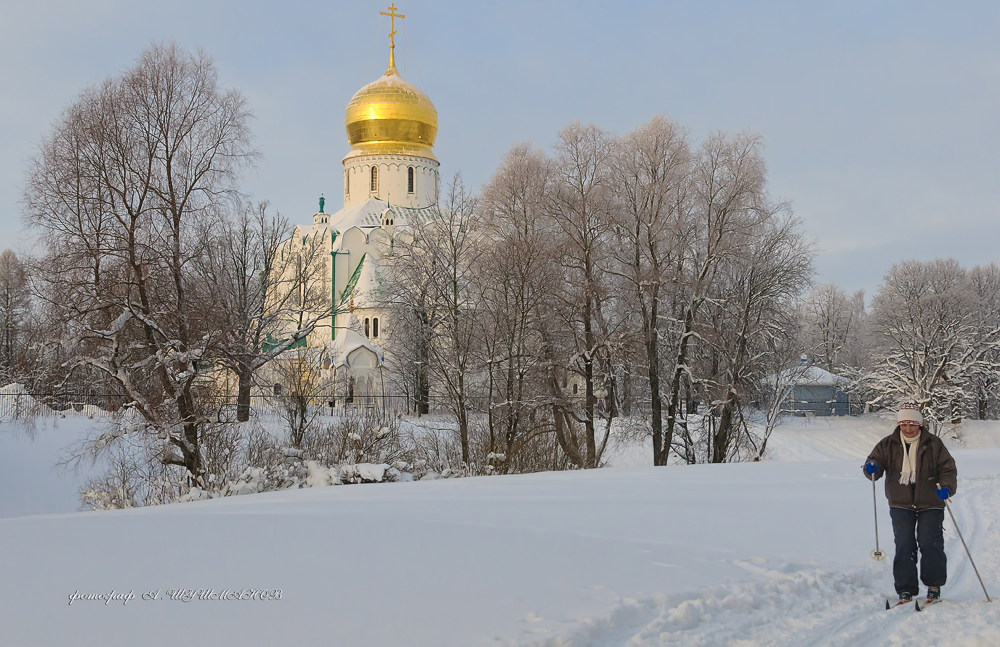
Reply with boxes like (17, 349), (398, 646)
(781, 365), (854, 417)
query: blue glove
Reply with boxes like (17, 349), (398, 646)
(865, 461), (878, 475)
(937, 487), (951, 500)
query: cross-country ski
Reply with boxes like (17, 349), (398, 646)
(915, 598), (943, 611)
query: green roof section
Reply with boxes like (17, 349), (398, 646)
(262, 334), (307, 353)
(338, 252), (367, 310)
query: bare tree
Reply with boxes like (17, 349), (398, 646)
(547, 122), (616, 469)
(800, 283), (867, 373)
(267, 346), (333, 448)
(0, 250), (30, 378)
(212, 200), (336, 421)
(384, 175), (481, 464)
(382, 245), (435, 417)
(427, 176), (481, 464)
(701, 213), (813, 462)
(478, 144), (557, 472)
(660, 131), (769, 465)
(23, 43), (256, 482)
(747, 314), (809, 460)
(608, 116), (690, 465)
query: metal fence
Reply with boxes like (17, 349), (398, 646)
(0, 390), (874, 426)
(0, 391), (461, 423)
(0, 390), (653, 423)
(0, 392), (129, 421)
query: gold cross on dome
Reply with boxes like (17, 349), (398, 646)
(380, 4), (405, 71)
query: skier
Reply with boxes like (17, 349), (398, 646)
(863, 402), (957, 605)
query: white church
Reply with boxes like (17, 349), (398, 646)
(273, 5), (439, 402)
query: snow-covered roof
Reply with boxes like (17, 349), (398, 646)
(326, 327), (382, 369)
(301, 197), (440, 237)
(351, 257), (383, 309)
(782, 366), (850, 387)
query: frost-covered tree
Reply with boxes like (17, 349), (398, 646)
(608, 116), (690, 466)
(383, 175), (482, 464)
(660, 131), (772, 465)
(965, 263), (1000, 419)
(700, 213), (813, 463)
(547, 122), (616, 469)
(24, 43), (256, 481)
(864, 259), (981, 430)
(212, 200), (336, 422)
(382, 122), (819, 470)
(478, 144), (558, 473)
(800, 283), (868, 373)
(0, 249), (30, 377)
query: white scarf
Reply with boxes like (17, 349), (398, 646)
(899, 433), (920, 485)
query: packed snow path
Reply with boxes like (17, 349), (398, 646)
(517, 472), (999, 646)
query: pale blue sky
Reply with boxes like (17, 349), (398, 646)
(2, 1), (998, 297)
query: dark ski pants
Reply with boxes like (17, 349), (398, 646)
(889, 507), (946, 596)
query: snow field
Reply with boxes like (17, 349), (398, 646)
(1, 415), (998, 646)
(0, 413), (105, 518)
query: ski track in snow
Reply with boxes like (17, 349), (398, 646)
(509, 477), (1000, 647)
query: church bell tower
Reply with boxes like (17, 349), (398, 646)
(342, 4), (440, 210)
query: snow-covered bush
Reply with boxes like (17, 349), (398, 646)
(398, 414), (531, 477)
(79, 432), (181, 509)
(79, 411), (419, 509)
(303, 407), (405, 467)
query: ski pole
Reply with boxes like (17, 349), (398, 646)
(869, 472), (885, 561)
(938, 482), (992, 602)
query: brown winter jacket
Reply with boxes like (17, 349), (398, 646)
(863, 428), (958, 510)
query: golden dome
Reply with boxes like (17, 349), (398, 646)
(344, 63), (438, 161)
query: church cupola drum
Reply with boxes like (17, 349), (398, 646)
(343, 4), (440, 209)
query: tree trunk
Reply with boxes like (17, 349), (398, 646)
(552, 404), (585, 468)
(178, 390), (203, 482)
(236, 364), (253, 422)
(583, 285), (597, 468)
(458, 380), (469, 465)
(713, 399), (734, 463)
(661, 305), (696, 465)
(644, 294), (663, 466)
(621, 367), (632, 417)
(417, 368), (429, 415)
(584, 340), (596, 467)
(487, 361), (497, 456)
(540, 324), (585, 468)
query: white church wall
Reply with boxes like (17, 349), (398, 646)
(344, 154), (439, 209)
(330, 226), (390, 339)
